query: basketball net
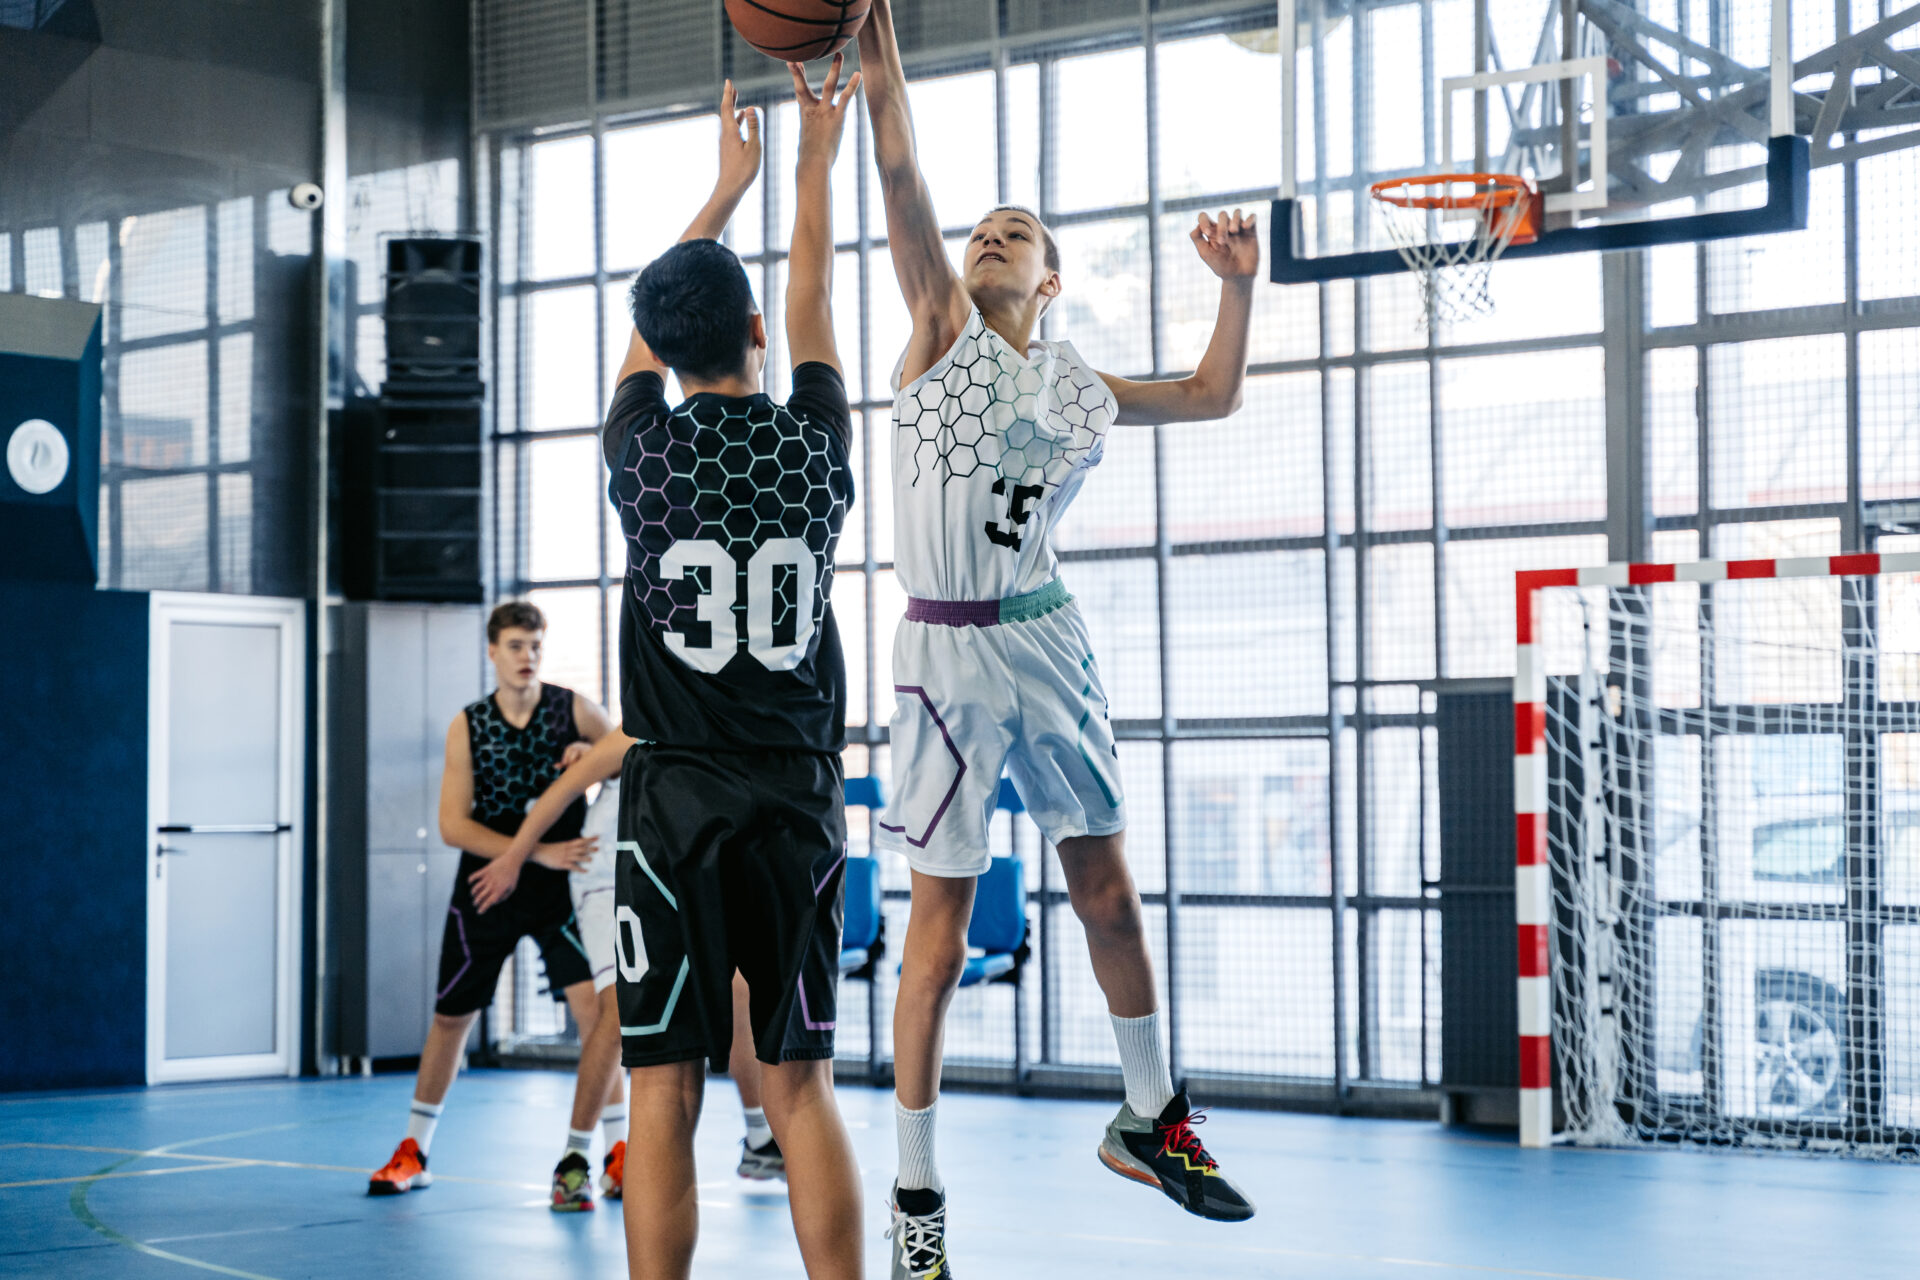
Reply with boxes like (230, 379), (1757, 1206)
(1371, 174), (1541, 327)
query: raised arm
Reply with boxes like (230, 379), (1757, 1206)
(612, 82), (764, 389)
(470, 729), (635, 912)
(1104, 210), (1261, 425)
(857, 0), (970, 351)
(785, 56), (861, 372)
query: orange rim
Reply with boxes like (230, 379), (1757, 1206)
(1370, 173), (1535, 212)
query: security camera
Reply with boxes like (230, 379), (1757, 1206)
(290, 183), (325, 211)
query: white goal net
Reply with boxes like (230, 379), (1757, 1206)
(1523, 559), (1920, 1157)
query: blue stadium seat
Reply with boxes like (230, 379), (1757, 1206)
(840, 775), (887, 980)
(844, 774), (886, 812)
(839, 854), (881, 976)
(958, 856), (1026, 986)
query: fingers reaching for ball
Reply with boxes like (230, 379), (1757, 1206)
(716, 79), (763, 193)
(789, 55), (863, 164)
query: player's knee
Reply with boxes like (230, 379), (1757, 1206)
(1073, 876), (1143, 940)
(903, 931), (969, 992)
(431, 1010), (476, 1036)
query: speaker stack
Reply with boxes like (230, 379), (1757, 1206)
(368, 236), (484, 602)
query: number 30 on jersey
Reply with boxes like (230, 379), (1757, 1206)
(658, 537), (818, 674)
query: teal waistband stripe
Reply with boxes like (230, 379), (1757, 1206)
(998, 578), (1073, 624)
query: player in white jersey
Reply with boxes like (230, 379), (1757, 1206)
(858, 3), (1260, 1274)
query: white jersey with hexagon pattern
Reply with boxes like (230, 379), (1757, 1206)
(892, 309), (1118, 600)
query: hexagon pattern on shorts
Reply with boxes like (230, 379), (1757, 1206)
(466, 683), (582, 836)
(897, 322), (1115, 490)
(612, 398), (851, 657)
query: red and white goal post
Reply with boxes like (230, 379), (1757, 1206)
(1514, 552), (1920, 1154)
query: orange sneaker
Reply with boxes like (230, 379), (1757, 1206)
(600, 1139), (625, 1200)
(368, 1138), (431, 1195)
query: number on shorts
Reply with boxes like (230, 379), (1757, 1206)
(615, 905), (649, 981)
(659, 537), (819, 672)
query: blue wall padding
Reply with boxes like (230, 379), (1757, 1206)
(0, 584), (148, 1090)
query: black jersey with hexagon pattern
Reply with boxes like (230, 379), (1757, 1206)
(464, 683), (588, 841)
(602, 364), (854, 753)
(890, 309), (1118, 601)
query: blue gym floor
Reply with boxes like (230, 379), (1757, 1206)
(1, 1071), (1913, 1279)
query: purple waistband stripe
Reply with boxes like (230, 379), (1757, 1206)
(904, 578), (1073, 628)
(905, 597), (1003, 626)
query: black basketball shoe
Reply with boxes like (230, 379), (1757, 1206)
(1098, 1090), (1254, 1222)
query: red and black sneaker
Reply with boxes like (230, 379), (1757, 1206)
(1097, 1091), (1254, 1222)
(368, 1138), (431, 1196)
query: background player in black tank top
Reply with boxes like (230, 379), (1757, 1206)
(367, 601), (619, 1198)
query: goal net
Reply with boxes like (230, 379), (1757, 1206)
(1516, 556), (1920, 1157)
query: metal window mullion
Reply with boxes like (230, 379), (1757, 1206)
(1842, 135), (1864, 554)
(592, 114), (612, 709)
(205, 200), (224, 593)
(104, 218), (125, 590)
(1141, 0), (1181, 1087)
(853, 84), (886, 1085)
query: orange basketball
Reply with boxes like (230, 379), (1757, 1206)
(724, 0), (871, 62)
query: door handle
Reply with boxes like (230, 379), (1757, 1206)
(156, 824), (292, 834)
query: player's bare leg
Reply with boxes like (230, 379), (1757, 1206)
(730, 971), (783, 1179)
(1057, 832), (1254, 1222)
(761, 1057), (862, 1279)
(551, 984), (628, 1209)
(889, 870), (974, 1275)
(550, 979), (613, 1210)
(621, 1060), (705, 1280)
(568, 986), (627, 1134)
(367, 1010), (476, 1194)
(1055, 833), (1157, 1018)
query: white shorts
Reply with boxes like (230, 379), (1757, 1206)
(574, 778), (620, 993)
(876, 589), (1125, 878)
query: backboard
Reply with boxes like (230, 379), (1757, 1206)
(1268, 0), (1838, 282)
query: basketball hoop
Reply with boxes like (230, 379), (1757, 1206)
(1369, 173), (1543, 326)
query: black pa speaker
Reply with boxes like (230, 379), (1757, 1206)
(370, 397), (483, 603)
(0, 294), (102, 584)
(384, 237), (482, 398)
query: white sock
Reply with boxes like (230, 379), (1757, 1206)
(1111, 1012), (1176, 1119)
(895, 1099), (941, 1192)
(406, 1099), (444, 1155)
(601, 1102), (628, 1149)
(565, 1127), (593, 1158)
(743, 1105), (773, 1149)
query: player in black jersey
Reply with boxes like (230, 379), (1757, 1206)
(368, 600), (619, 1196)
(602, 65), (862, 1280)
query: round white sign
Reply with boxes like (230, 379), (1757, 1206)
(7, 420), (70, 496)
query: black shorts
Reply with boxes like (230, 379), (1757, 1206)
(434, 853), (594, 1017)
(616, 745), (846, 1071)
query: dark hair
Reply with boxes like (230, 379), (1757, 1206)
(989, 204), (1061, 274)
(487, 600), (545, 644)
(628, 239), (758, 381)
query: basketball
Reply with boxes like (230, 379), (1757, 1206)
(724, 0), (871, 62)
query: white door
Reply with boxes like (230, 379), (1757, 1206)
(147, 593), (305, 1083)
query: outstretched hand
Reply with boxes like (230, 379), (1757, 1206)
(1191, 208), (1260, 281)
(788, 54), (862, 165)
(717, 79), (762, 196)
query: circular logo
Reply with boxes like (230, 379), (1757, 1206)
(7, 420), (70, 496)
